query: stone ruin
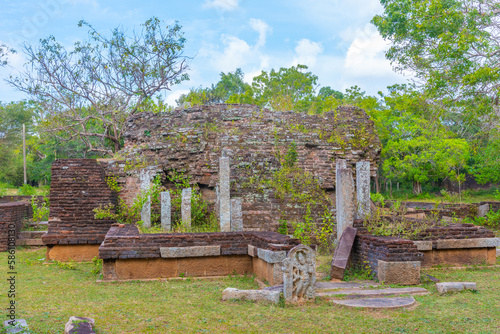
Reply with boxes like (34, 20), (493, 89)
(282, 245), (316, 302)
(105, 103), (381, 232)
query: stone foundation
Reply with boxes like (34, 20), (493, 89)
(99, 224), (300, 283)
(46, 244), (100, 262)
(0, 201), (31, 252)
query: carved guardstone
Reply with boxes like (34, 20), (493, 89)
(282, 245), (316, 303)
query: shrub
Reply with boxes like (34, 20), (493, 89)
(18, 184), (37, 196)
(31, 196), (50, 222)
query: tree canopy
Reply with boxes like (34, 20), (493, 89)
(9, 17), (190, 155)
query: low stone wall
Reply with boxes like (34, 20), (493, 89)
(42, 159), (117, 257)
(351, 220), (498, 274)
(99, 224), (300, 283)
(0, 201), (31, 252)
(350, 233), (422, 278)
(0, 196), (43, 204)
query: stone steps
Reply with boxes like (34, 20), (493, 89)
(16, 230), (46, 246)
(316, 281), (380, 291)
(317, 287), (429, 299)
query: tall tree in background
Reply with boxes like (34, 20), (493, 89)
(9, 17), (190, 156)
(372, 0), (500, 127)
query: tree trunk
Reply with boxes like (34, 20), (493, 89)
(375, 173), (380, 193)
(413, 181), (422, 195)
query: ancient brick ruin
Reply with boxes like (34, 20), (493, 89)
(0, 201), (31, 252)
(42, 159), (117, 260)
(106, 103), (381, 232)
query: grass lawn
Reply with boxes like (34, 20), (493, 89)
(1, 248), (499, 333)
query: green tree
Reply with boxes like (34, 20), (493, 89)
(372, 0), (500, 127)
(9, 17), (190, 155)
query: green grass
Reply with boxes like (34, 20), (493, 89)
(1, 248), (500, 333)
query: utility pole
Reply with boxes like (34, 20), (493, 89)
(23, 124), (26, 184)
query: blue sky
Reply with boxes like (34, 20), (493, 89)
(0, 0), (410, 106)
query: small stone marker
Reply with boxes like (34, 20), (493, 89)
(222, 288), (280, 303)
(64, 316), (96, 334)
(330, 226), (357, 280)
(436, 282), (477, 294)
(161, 191), (171, 231)
(378, 260), (421, 285)
(282, 245), (316, 303)
(140, 169), (151, 228)
(219, 156), (231, 232)
(356, 161), (370, 220)
(181, 188), (192, 228)
(3, 319), (28, 334)
(231, 198), (243, 231)
(336, 168), (356, 238)
(478, 204), (490, 217)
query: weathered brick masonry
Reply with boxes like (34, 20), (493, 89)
(350, 220), (496, 275)
(99, 224), (300, 260)
(0, 201), (31, 251)
(42, 159), (117, 246)
(106, 104), (381, 232)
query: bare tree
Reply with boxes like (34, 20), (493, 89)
(9, 17), (190, 155)
(0, 44), (15, 67)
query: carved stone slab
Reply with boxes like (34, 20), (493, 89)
(282, 245), (316, 303)
(330, 226), (357, 280)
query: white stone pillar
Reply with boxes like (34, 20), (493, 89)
(356, 161), (371, 220)
(231, 198), (243, 231)
(336, 168), (355, 238)
(140, 169), (151, 228)
(181, 188), (192, 229)
(219, 156), (231, 232)
(161, 191), (171, 231)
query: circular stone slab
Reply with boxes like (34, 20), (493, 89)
(332, 297), (415, 309)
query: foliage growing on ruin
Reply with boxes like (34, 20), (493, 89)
(31, 196), (50, 222)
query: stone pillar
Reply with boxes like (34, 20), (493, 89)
(336, 168), (355, 238)
(356, 161), (371, 220)
(140, 169), (151, 228)
(335, 159), (347, 234)
(215, 184), (220, 222)
(181, 188), (191, 228)
(219, 156), (231, 232)
(231, 198), (243, 231)
(161, 191), (171, 231)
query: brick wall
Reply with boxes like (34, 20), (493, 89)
(104, 104), (381, 232)
(99, 224), (301, 260)
(0, 201), (31, 252)
(350, 220), (496, 276)
(42, 159), (117, 246)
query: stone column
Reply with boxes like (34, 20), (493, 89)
(356, 161), (371, 220)
(231, 198), (243, 231)
(140, 169), (151, 228)
(335, 159), (347, 234)
(181, 188), (192, 229)
(219, 156), (231, 232)
(161, 191), (171, 231)
(336, 168), (355, 238)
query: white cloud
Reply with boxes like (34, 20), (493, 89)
(211, 35), (252, 72)
(165, 89), (191, 107)
(292, 39), (323, 68)
(343, 25), (394, 77)
(249, 18), (271, 48)
(204, 0), (239, 11)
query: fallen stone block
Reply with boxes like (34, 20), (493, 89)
(436, 282), (477, 294)
(222, 288), (280, 303)
(378, 260), (421, 285)
(330, 226), (357, 280)
(3, 319), (28, 334)
(64, 316), (96, 334)
(257, 248), (286, 263)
